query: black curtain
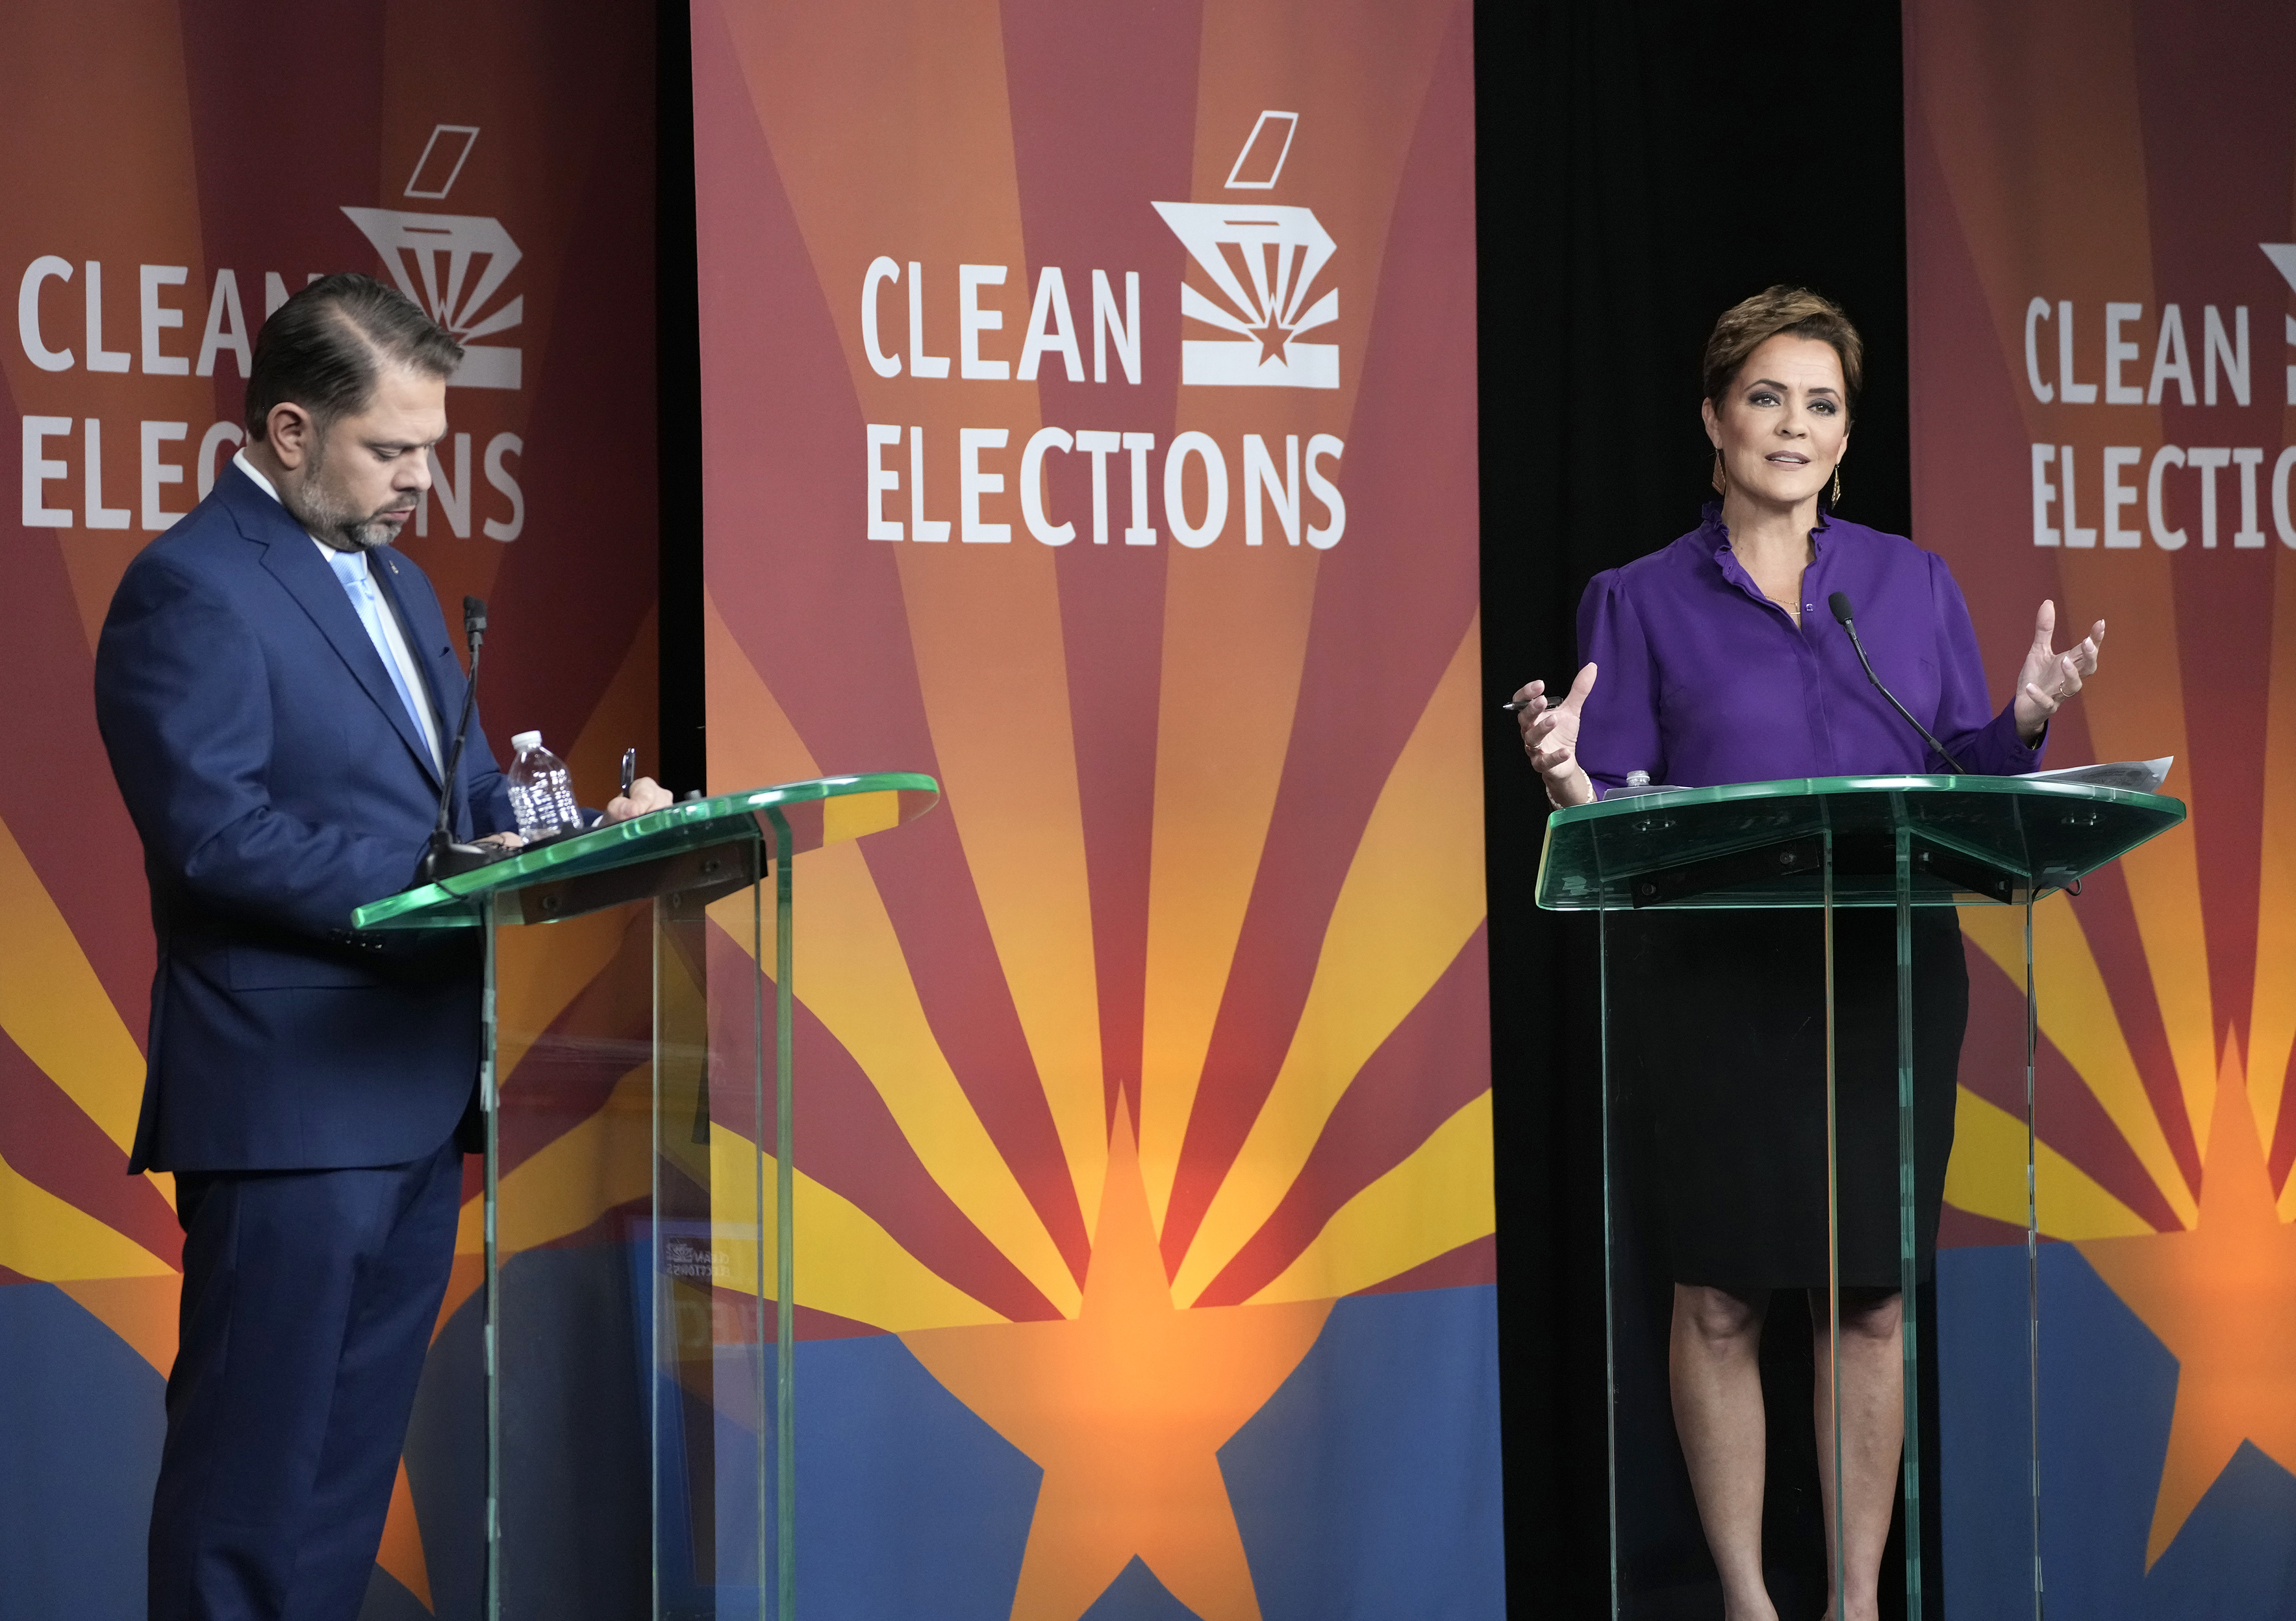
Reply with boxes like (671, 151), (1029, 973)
(1477, 3), (1917, 1611)
(657, 0), (705, 796)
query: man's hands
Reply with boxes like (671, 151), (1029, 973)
(2012, 600), (2104, 744)
(1514, 662), (1598, 807)
(605, 776), (674, 823)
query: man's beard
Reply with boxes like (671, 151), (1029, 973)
(286, 442), (414, 552)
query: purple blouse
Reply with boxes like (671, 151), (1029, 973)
(1574, 507), (2044, 795)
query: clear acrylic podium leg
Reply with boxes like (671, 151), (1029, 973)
(481, 826), (802, 1620)
(646, 830), (787, 1620)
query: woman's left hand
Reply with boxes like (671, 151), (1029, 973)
(2012, 599), (2104, 744)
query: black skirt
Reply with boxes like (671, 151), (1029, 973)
(1609, 907), (1967, 1291)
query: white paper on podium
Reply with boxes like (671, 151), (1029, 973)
(2023, 756), (2174, 793)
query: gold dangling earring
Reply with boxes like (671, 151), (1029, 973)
(1831, 464), (1843, 507)
(1712, 449), (1728, 496)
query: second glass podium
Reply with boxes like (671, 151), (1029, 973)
(1538, 774), (2184, 1619)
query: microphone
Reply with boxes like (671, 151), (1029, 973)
(411, 596), (506, 886)
(1827, 591), (1972, 775)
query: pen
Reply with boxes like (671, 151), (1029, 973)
(620, 746), (637, 800)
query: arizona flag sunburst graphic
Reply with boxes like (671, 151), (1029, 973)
(679, 0), (1498, 1615)
(1909, 0), (2296, 1602)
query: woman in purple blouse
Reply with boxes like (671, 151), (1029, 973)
(1512, 286), (2103, 1621)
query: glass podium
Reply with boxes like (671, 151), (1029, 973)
(355, 773), (940, 1621)
(1537, 775), (2185, 1619)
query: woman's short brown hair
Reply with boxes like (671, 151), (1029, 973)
(1702, 285), (1863, 417)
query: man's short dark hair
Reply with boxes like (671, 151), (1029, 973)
(245, 273), (463, 442)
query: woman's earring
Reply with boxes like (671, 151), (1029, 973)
(1712, 450), (1728, 496)
(1831, 464), (1843, 507)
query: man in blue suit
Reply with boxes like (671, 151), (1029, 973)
(94, 274), (664, 1621)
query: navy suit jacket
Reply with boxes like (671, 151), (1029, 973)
(94, 464), (516, 1174)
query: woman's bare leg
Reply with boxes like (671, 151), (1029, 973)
(1671, 1284), (1776, 1620)
(1810, 1287), (1903, 1621)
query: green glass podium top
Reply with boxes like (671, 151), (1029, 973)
(353, 772), (939, 930)
(1535, 773), (2185, 911)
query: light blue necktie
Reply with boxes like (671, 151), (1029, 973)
(323, 548), (437, 770)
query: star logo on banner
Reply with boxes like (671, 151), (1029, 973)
(1243, 312), (1293, 369)
(902, 1113), (1333, 1621)
(2078, 1035), (2296, 1566)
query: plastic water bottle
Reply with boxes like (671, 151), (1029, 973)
(506, 731), (582, 842)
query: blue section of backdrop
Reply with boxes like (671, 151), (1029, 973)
(0, 1259), (1503, 1620)
(1223, 1285), (1508, 1621)
(392, 1253), (1506, 1621)
(1939, 1243), (2296, 1619)
(0, 1284), (164, 1620)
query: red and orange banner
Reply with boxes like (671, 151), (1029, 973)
(1908, 0), (2296, 1605)
(1, 5), (657, 1613)
(692, 1), (1498, 1615)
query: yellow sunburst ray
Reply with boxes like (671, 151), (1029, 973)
(1962, 901), (2198, 1228)
(1941, 1084), (2154, 1239)
(2112, 823), (2218, 1161)
(453, 1062), (653, 1263)
(1137, 553), (1322, 1237)
(892, 538), (1109, 1248)
(705, 597), (1081, 1314)
(705, 1121), (1008, 1332)
(444, 1075), (1011, 1339)
(0, 813), (173, 1209)
(2045, 547), (2213, 1159)
(0, 1148), (175, 1282)
(1172, 618), (1487, 1306)
(1248, 1089), (1495, 1307)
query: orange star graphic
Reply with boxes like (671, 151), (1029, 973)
(1243, 311), (1292, 367)
(900, 1112), (1333, 1621)
(2078, 1035), (2296, 1565)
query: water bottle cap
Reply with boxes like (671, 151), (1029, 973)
(511, 730), (542, 753)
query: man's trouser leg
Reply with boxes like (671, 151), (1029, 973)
(148, 1138), (462, 1621)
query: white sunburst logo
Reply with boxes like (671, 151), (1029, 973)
(342, 123), (524, 390)
(1154, 111), (1338, 390)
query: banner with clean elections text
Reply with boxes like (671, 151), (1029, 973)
(1906, 1), (2296, 1611)
(692, 1), (1496, 1615)
(0, 7), (657, 1616)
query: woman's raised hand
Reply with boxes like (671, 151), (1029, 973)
(1515, 662), (1598, 807)
(2011, 600), (2104, 744)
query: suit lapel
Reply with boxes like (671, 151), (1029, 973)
(224, 468), (444, 789)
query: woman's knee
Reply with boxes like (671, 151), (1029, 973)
(1676, 1283), (1767, 1344)
(1821, 1287), (1902, 1340)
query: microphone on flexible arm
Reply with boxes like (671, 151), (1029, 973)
(410, 596), (508, 886)
(1826, 591), (1973, 775)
